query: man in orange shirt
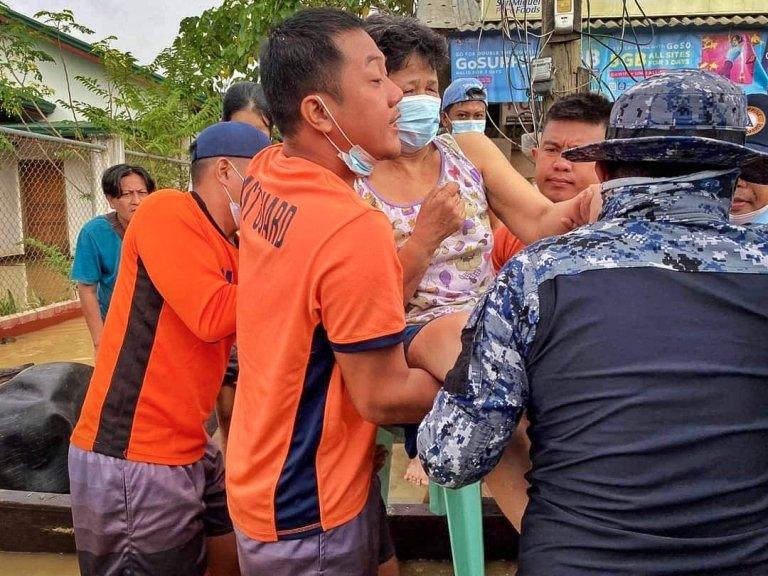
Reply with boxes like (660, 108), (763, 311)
(493, 93), (611, 271)
(227, 8), (440, 575)
(68, 121), (271, 576)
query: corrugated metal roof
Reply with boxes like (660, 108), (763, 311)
(417, 1), (768, 32)
(594, 13), (768, 29)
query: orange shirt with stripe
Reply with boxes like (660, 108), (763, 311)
(227, 145), (406, 542)
(71, 190), (237, 465)
(492, 226), (527, 273)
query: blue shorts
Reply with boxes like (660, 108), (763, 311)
(403, 324), (424, 354)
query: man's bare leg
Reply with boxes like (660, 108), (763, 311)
(484, 415), (531, 533)
(379, 556), (400, 576)
(206, 532), (240, 576)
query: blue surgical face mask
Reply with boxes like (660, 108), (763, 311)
(397, 95), (441, 153)
(730, 202), (768, 225)
(451, 119), (486, 134)
(316, 96), (376, 177)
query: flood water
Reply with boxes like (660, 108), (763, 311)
(0, 317), (94, 368)
(0, 317), (518, 575)
(0, 554), (517, 576)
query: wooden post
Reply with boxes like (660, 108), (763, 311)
(539, 0), (587, 115)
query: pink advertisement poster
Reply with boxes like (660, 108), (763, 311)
(701, 32), (762, 85)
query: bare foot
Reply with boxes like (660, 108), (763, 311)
(404, 457), (429, 486)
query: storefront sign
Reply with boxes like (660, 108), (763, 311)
(587, 30), (768, 96)
(450, 33), (538, 102)
(450, 29), (768, 103)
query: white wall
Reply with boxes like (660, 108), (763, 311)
(64, 156), (95, 254)
(0, 163), (23, 258)
(32, 37), (132, 123)
(0, 263), (29, 309)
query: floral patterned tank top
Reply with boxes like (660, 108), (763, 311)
(355, 133), (494, 325)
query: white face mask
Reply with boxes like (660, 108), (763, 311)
(223, 161), (245, 229)
(729, 202), (768, 225)
(316, 95), (376, 177)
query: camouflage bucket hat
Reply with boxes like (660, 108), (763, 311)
(562, 70), (768, 183)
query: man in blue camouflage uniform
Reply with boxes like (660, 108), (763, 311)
(418, 70), (768, 575)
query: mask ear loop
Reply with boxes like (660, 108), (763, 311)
(226, 160), (245, 183)
(315, 95), (356, 149)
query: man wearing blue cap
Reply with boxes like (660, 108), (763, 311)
(68, 121), (271, 576)
(440, 77), (488, 134)
(419, 70), (768, 575)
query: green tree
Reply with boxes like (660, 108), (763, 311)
(155, 0), (414, 106)
(1, 0), (411, 160)
(0, 2), (56, 127)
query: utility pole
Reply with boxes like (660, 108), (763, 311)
(538, 0), (587, 114)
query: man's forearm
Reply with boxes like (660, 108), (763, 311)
(78, 285), (103, 347)
(336, 347), (441, 427)
(367, 367), (440, 425)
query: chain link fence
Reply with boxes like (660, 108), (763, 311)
(0, 129), (190, 318)
(0, 127), (110, 316)
(125, 149), (190, 191)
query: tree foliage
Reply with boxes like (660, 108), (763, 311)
(156, 0), (413, 102)
(0, 2), (55, 121)
(0, 0), (412, 158)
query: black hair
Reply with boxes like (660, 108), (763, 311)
(222, 81), (272, 127)
(600, 161), (706, 180)
(364, 14), (448, 75)
(259, 8), (365, 137)
(101, 164), (155, 198)
(188, 159), (213, 188)
(544, 92), (613, 130)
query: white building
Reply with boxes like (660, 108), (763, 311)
(0, 6), (147, 309)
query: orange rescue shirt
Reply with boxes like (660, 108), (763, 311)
(492, 226), (527, 272)
(227, 145), (406, 542)
(71, 190), (237, 465)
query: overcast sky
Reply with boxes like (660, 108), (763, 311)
(8, 0), (220, 65)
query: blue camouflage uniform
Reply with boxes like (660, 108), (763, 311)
(418, 168), (768, 575)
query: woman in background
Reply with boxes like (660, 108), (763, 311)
(223, 81), (273, 136)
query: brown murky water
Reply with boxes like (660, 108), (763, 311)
(0, 554), (516, 576)
(0, 552), (79, 576)
(0, 317), (518, 575)
(0, 317), (94, 368)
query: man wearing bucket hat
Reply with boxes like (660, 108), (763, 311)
(418, 69), (768, 575)
(731, 92), (768, 225)
(440, 77), (488, 134)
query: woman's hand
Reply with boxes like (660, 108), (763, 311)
(410, 181), (465, 253)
